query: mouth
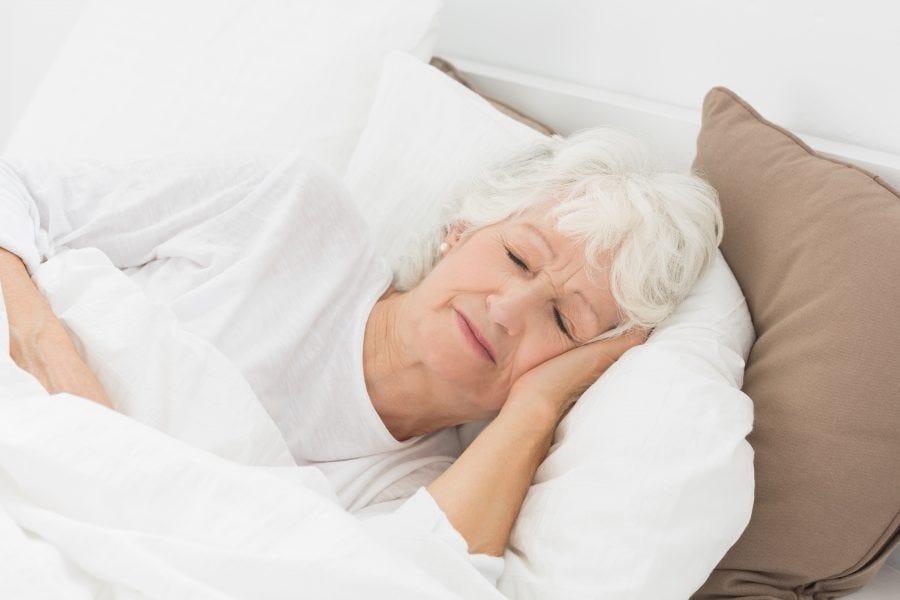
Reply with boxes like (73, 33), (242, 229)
(454, 309), (496, 364)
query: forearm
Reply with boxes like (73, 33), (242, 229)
(0, 248), (112, 408)
(426, 400), (556, 557)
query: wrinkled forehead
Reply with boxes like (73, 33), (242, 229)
(507, 214), (618, 329)
(506, 201), (614, 286)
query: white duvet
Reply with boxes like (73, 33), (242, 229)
(0, 154), (505, 599)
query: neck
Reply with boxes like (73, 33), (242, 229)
(363, 287), (468, 441)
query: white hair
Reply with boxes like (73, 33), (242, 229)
(393, 127), (723, 341)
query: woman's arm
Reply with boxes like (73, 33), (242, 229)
(0, 154), (281, 276)
(0, 248), (112, 408)
(426, 329), (646, 556)
(425, 397), (555, 556)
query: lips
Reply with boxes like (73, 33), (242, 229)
(455, 309), (496, 363)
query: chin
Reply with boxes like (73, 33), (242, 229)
(413, 313), (470, 375)
(418, 341), (491, 406)
(419, 339), (477, 387)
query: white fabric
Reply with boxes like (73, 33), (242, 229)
(0, 152), (504, 597)
(346, 51), (542, 284)
(3, 0), (442, 176)
(0, 375), (503, 600)
(346, 51), (756, 599)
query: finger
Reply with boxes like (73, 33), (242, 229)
(618, 327), (650, 350)
(522, 328), (649, 402)
(582, 327), (649, 372)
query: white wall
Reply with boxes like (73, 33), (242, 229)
(435, 0), (900, 156)
(2, 0), (898, 157)
(0, 0), (88, 149)
(0, 3), (10, 146)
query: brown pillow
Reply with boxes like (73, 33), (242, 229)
(429, 56), (557, 136)
(691, 86), (900, 598)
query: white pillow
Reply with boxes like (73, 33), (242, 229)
(4, 0), (441, 176)
(345, 52), (542, 282)
(346, 51), (756, 599)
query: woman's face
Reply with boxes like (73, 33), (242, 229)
(403, 201), (622, 418)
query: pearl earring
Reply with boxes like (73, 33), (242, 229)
(439, 242), (450, 254)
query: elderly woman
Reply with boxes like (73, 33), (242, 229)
(0, 128), (720, 564)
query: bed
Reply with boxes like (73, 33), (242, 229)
(1, 1), (898, 599)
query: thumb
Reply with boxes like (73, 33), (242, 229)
(579, 327), (649, 374)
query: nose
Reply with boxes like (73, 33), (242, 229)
(486, 282), (542, 337)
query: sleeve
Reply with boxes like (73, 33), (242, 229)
(357, 487), (506, 589)
(0, 161), (47, 274)
(0, 152), (284, 276)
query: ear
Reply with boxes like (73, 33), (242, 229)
(443, 221), (467, 249)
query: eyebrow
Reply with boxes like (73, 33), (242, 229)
(573, 291), (601, 336)
(520, 223), (556, 260)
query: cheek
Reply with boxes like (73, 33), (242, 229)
(510, 335), (569, 381)
(416, 248), (498, 301)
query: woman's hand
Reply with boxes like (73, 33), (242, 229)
(506, 328), (649, 426)
(426, 329), (648, 557)
(1, 248), (113, 408)
(11, 324), (114, 408)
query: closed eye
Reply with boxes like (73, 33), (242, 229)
(507, 247), (573, 341)
(506, 248), (529, 271)
(553, 306), (573, 339)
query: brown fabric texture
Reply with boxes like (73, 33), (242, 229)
(691, 86), (900, 599)
(428, 56), (557, 136)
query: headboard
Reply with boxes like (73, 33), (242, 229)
(444, 55), (900, 190)
(434, 0), (900, 188)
